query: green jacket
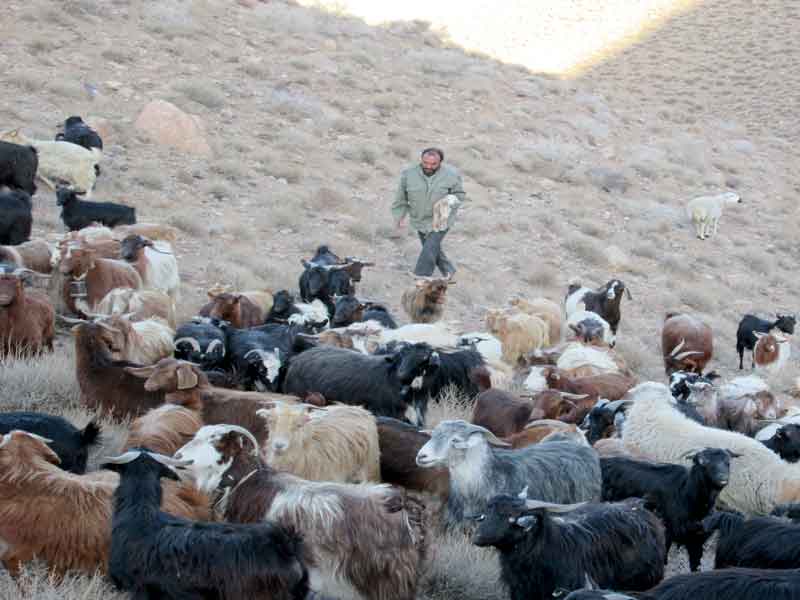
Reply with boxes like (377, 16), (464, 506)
(391, 163), (466, 233)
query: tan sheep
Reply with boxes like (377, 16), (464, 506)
(259, 402), (381, 483)
(486, 308), (550, 365)
(509, 296), (562, 344)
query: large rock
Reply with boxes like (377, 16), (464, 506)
(134, 100), (212, 156)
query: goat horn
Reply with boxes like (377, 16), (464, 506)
(149, 452), (194, 468)
(174, 337), (201, 352)
(523, 420), (570, 431)
(214, 425), (260, 457)
(244, 349), (269, 360)
(102, 450), (143, 464)
(206, 339), (225, 355)
(467, 424), (511, 447)
(669, 339), (686, 357)
(518, 485), (529, 499)
(559, 392), (590, 400)
(57, 314), (87, 325)
(523, 499), (587, 513)
(674, 350), (704, 360)
(0, 430), (53, 447)
(679, 448), (702, 459)
(604, 399), (634, 413)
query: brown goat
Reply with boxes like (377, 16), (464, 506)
(0, 268), (55, 356)
(124, 402), (204, 456)
(528, 389), (587, 421)
(506, 420), (580, 449)
(376, 416), (449, 499)
(73, 321), (165, 419)
(662, 312), (713, 375)
(471, 389), (533, 437)
(0, 430), (210, 578)
(56, 235), (121, 261)
(401, 277), (453, 324)
(58, 246), (141, 318)
(125, 358), (298, 446)
(542, 368), (637, 423)
(0, 240), (53, 273)
(176, 425), (427, 600)
(199, 291), (265, 328)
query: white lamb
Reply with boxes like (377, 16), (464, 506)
(686, 191), (742, 240)
(0, 129), (100, 197)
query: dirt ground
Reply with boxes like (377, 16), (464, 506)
(0, 0), (798, 597)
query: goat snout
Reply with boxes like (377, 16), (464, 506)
(271, 440), (288, 454)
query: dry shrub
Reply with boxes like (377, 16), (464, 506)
(307, 186), (347, 211)
(563, 231), (603, 265)
(680, 287), (716, 313)
(0, 349), (79, 411)
(267, 161), (303, 184)
(101, 48), (133, 64)
(47, 81), (85, 99)
(167, 212), (207, 237)
(211, 159), (247, 181)
(12, 73), (47, 92)
(337, 144), (378, 166)
(241, 61), (270, 79)
(133, 171), (166, 191)
(523, 264), (558, 289)
(176, 81), (226, 109)
(0, 565), (124, 600)
(425, 388), (473, 429)
(207, 182), (234, 200)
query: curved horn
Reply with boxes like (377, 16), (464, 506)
(669, 338), (686, 357)
(214, 425), (260, 457)
(679, 448), (703, 460)
(674, 350), (704, 360)
(57, 314), (88, 325)
(174, 337), (201, 353)
(206, 339), (225, 355)
(604, 399), (634, 413)
(467, 423), (511, 447)
(558, 392), (590, 400)
(0, 433), (12, 450)
(244, 349), (269, 360)
(102, 450), (143, 464)
(523, 499), (587, 513)
(149, 452), (194, 468)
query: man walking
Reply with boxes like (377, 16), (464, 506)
(392, 147), (466, 277)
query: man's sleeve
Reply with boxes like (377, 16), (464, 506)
(391, 172), (409, 223)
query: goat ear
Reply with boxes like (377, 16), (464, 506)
(176, 363), (199, 390)
(514, 515), (537, 531)
(233, 294), (242, 303)
(81, 421), (102, 447)
(124, 365), (157, 379)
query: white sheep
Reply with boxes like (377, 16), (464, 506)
(686, 191), (742, 240)
(622, 381), (800, 514)
(0, 129), (99, 197)
(565, 309), (613, 346)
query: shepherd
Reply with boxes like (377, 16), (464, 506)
(392, 147), (466, 277)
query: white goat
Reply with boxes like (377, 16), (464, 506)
(0, 129), (99, 196)
(686, 191), (742, 240)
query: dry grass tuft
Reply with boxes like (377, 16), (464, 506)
(175, 81), (226, 109)
(0, 348), (79, 411)
(0, 564), (124, 600)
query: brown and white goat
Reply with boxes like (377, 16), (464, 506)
(58, 246), (141, 318)
(199, 288), (268, 328)
(401, 277), (453, 324)
(176, 425), (427, 600)
(542, 367), (637, 423)
(259, 402), (381, 483)
(125, 358), (299, 445)
(0, 239), (53, 273)
(662, 312), (713, 375)
(96, 314), (174, 365)
(112, 222), (179, 244)
(0, 267), (54, 356)
(96, 287), (176, 328)
(119, 234), (180, 301)
(0, 430), (210, 578)
(754, 331), (792, 376)
(73, 321), (164, 419)
(124, 402), (203, 456)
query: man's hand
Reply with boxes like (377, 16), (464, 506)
(395, 217), (406, 231)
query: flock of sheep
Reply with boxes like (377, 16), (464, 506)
(1, 117), (800, 600)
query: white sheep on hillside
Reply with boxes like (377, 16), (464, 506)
(686, 191), (742, 240)
(0, 129), (100, 196)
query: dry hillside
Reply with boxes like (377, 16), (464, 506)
(0, 0), (798, 597)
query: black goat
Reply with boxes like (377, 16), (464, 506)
(0, 141), (37, 196)
(56, 187), (136, 231)
(224, 322), (304, 392)
(471, 496), (664, 600)
(772, 503), (800, 522)
(104, 449), (309, 600)
(55, 116), (103, 151)
(703, 510), (800, 569)
(736, 313), (796, 369)
(639, 567), (800, 600)
(601, 448), (737, 571)
(266, 290), (301, 323)
(0, 189), (32, 245)
(299, 261), (354, 317)
(283, 343), (440, 424)
(0, 412), (100, 474)
(332, 294), (397, 329)
(583, 399), (630, 445)
(376, 341), (484, 418)
(174, 316), (227, 371)
(762, 424), (800, 462)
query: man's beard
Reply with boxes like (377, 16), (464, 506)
(422, 166), (439, 176)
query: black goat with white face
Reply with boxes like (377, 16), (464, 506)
(601, 447), (739, 572)
(470, 495), (664, 600)
(173, 316), (227, 371)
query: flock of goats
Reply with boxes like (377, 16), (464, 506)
(2, 117), (800, 600)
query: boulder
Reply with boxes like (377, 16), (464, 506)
(134, 100), (212, 156)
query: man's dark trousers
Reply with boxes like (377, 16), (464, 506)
(414, 230), (455, 277)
